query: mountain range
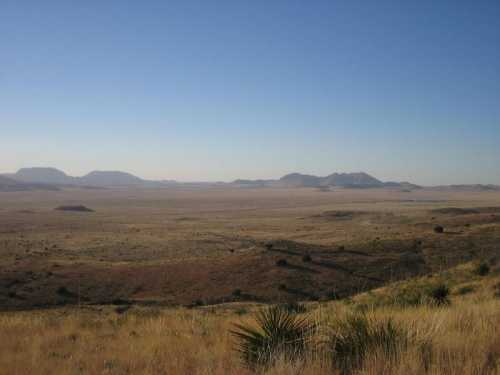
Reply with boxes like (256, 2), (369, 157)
(1, 167), (498, 192)
(233, 172), (421, 190)
(2, 167), (167, 188)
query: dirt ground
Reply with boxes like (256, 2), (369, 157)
(1, 186), (500, 310)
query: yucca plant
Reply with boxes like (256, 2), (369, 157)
(425, 283), (450, 306)
(328, 314), (407, 374)
(230, 306), (314, 368)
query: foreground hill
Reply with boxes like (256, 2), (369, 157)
(0, 260), (498, 375)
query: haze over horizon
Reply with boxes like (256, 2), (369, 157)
(2, 1), (499, 185)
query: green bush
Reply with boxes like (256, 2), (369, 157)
(231, 306), (313, 368)
(328, 314), (407, 374)
(456, 285), (475, 295)
(474, 262), (490, 276)
(426, 283), (450, 306)
(388, 281), (450, 307)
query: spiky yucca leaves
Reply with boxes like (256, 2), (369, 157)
(329, 314), (407, 374)
(230, 306), (314, 368)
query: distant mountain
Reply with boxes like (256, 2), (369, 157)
(279, 173), (322, 187)
(232, 172), (421, 190)
(321, 172), (383, 188)
(80, 171), (145, 187)
(0, 175), (59, 192)
(12, 167), (77, 185)
(5, 167), (173, 189)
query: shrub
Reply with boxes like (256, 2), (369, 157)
(232, 289), (242, 297)
(456, 285), (475, 295)
(328, 315), (407, 374)
(279, 301), (307, 314)
(389, 281), (450, 307)
(276, 259), (288, 267)
(302, 254), (312, 262)
(474, 262), (490, 276)
(434, 225), (444, 234)
(231, 306), (313, 368)
(426, 283), (450, 306)
(326, 290), (340, 300)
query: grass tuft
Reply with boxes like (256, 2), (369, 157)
(230, 306), (314, 368)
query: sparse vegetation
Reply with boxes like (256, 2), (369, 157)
(302, 254), (312, 262)
(328, 315), (408, 374)
(55, 205), (94, 212)
(230, 306), (313, 368)
(275, 259), (288, 267)
(475, 262), (490, 276)
(434, 225), (444, 233)
(427, 283), (450, 306)
(279, 301), (307, 314)
(0, 260), (498, 374)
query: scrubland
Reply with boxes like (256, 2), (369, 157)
(0, 187), (499, 374)
(0, 261), (499, 375)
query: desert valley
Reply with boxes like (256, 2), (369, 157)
(0, 168), (499, 374)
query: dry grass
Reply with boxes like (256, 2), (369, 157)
(2, 187), (500, 309)
(0, 267), (499, 375)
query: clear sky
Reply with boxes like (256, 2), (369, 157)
(1, 1), (499, 184)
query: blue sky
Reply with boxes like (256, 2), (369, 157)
(1, 1), (499, 184)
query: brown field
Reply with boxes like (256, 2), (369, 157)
(1, 187), (500, 374)
(1, 186), (500, 310)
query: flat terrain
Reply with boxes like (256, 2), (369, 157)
(1, 187), (500, 310)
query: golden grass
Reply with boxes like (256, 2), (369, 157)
(1, 269), (499, 375)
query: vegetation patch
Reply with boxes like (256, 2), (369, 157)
(55, 205), (94, 212)
(328, 314), (408, 374)
(231, 306), (314, 368)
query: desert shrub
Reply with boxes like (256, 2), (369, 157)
(328, 314), (407, 374)
(276, 259), (288, 267)
(302, 254), (312, 262)
(456, 285), (475, 295)
(56, 286), (76, 298)
(434, 225), (444, 233)
(426, 283), (450, 306)
(192, 299), (204, 307)
(231, 306), (313, 369)
(326, 290), (340, 301)
(390, 282), (425, 307)
(389, 281), (449, 307)
(279, 301), (307, 314)
(474, 262), (490, 276)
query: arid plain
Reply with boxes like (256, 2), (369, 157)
(1, 186), (500, 310)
